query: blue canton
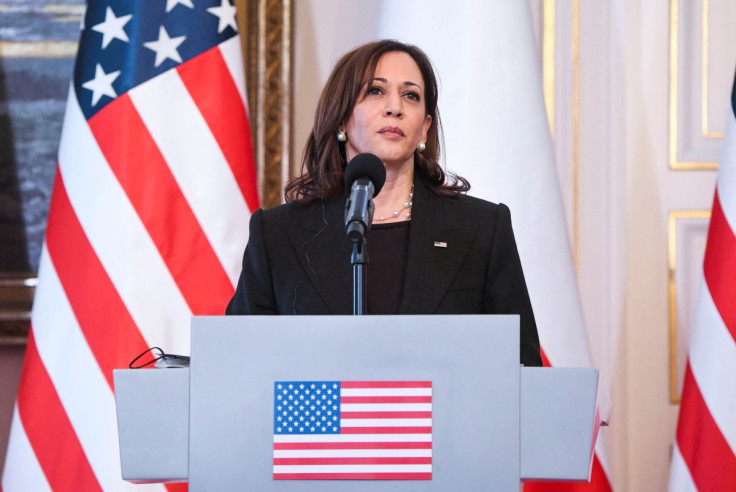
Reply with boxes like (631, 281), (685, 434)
(274, 381), (342, 435)
(74, 0), (238, 119)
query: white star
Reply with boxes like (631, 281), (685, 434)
(207, 0), (237, 33)
(166, 0), (194, 12)
(143, 26), (186, 67)
(91, 7), (132, 49)
(81, 64), (120, 106)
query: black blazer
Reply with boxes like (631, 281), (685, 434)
(226, 179), (542, 367)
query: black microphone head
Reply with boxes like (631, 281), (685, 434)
(344, 153), (386, 197)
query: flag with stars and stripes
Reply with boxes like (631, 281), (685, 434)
(1, 0), (258, 491)
(272, 381), (433, 480)
(667, 72), (736, 491)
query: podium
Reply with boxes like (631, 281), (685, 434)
(114, 315), (609, 491)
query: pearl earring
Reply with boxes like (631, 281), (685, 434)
(336, 130), (347, 142)
(417, 141), (426, 153)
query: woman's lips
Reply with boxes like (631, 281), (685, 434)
(378, 126), (405, 137)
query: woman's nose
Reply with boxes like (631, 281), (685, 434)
(383, 90), (403, 117)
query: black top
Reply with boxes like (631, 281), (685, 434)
(366, 221), (411, 314)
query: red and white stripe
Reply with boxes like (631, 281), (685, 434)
(2, 35), (257, 492)
(273, 382), (432, 480)
(667, 101), (736, 491)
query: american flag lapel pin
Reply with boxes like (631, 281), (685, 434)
(433, 241), (447, 248)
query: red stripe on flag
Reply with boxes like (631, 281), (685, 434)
(540, 348), (552, 367)
(523, 453), (612, 491)
(341, 396), (432, 404)
(46, 171), (149, 388)
(274, 473), (432, 480)
(341, 411), (432, 419)
(676, 363), (736, 491)
(341, 381), (432, 388)
(87, 94), (234, 314)
(17, 330), (102, 492)
(340, 427), (432, 434)
(274, 442), (432, 450)
(177, 46), (259, 212)
(273, 457), (432, 465)
(164, 483), (189, 492)
(703, 190), (736, 341)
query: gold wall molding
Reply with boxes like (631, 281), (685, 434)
(669, 0), (719, 170)
(700, 0), (723, 138)
(667, 209), (710, 403)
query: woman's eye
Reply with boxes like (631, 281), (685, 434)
(367, 86), (383, 96)
(404, 91), (420, 101)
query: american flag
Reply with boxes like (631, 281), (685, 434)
(667, 71), (736, 491)
(272, 381), (433, 480)
(1, 1), (257, 491)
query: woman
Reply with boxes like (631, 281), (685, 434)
(226, 40), (542, 367)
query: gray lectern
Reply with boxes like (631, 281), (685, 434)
(114, 315), (609, 491)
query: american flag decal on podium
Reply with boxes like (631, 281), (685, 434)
(2, 1), (258, 491)
(273, 381), (433, 480)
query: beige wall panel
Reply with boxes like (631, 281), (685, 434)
(671, 0), (736, 168)
(704, 0), (736, 137)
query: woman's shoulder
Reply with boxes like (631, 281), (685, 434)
(255, 195), (344, 226)
(422, 186), (511, 219)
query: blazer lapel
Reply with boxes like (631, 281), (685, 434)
(399, 181), (478, 313)
(286, 196), (353, 314)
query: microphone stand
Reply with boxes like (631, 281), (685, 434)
(350, 237), (368, 315)
(345, 180), (375, 316)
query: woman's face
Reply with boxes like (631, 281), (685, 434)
(343, 51), (432, 171)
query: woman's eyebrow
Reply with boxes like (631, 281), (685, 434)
(371, 77), (423, 92)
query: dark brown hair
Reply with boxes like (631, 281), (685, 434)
(285, 39), (469, 203)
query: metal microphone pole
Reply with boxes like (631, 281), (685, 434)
(351, 237), (368, 315)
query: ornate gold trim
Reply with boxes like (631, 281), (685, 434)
(259, 0), (291, 208)
(668, 209), (710, 403)
(237, 0), (292, 209)
(669, 0), (719, 170)
(701, 0), (724, 139)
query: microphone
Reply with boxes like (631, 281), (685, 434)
(344, 153), (386, 242)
